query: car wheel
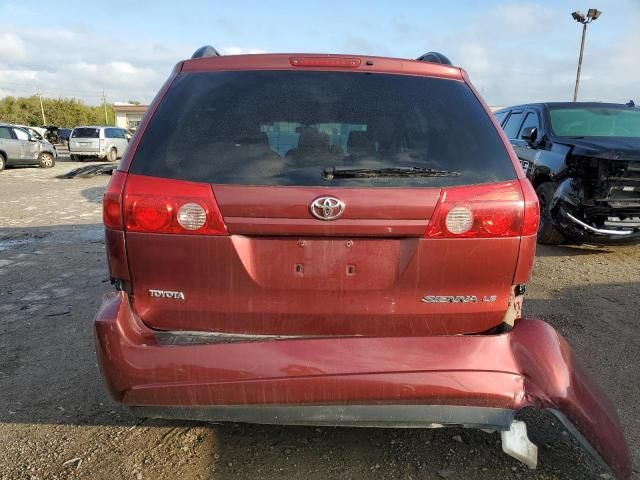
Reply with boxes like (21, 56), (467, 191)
(38, 152), (55, 169)
(107, 147), (117, 162)
(0, 153), (5, 172)
(536, 182), (565, 245)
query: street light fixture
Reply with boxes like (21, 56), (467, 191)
(571, 8), (602, 101)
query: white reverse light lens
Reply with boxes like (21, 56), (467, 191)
(445, 206), (474, 234)
(177, 203), (207, 230)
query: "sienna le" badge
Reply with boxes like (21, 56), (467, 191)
(421, 295), (497, 304)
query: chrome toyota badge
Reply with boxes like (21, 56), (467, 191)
(310, 196), (345, 221)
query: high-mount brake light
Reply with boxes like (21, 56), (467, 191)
(123, 175), (227, 235)
(424, 181), (538, 238)
(103, 170), (127, 229)
(289, 56), (361, 68)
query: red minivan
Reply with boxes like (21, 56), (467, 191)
(95, 48), (630, 478)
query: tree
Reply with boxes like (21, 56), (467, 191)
(0, 96), (116, 127)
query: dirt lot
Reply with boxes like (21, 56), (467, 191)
(0, 159), (638, 479)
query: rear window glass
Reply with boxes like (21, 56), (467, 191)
(72, 128), (99, 138)
(131, 71), (515, 187)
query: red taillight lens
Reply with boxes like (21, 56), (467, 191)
(289, 56), (361, 68)
(424, 181), (529, 238)
(103, 170), (127, 229)
(123, 174), (227, 235)
(132, 197), (172, 231)
(520, 179), (540, 236)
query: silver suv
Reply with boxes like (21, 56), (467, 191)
(0, 124), (57, 171)
(69, 126), (130, 162)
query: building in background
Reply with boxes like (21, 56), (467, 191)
(113, 103), (149, 130)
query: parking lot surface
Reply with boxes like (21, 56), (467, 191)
(0, 159), (638, 479)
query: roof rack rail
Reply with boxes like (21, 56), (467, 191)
(416, 52), (452, 66)
(191, 45), (221, 59)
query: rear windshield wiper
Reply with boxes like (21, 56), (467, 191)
(322, 166), (461, 180)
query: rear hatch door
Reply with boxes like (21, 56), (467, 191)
(71, 127), (100, 152)
(125, 68), (522, 337)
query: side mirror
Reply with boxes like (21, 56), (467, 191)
(520, 126), (538, 145)
(28, 136), (37, 142)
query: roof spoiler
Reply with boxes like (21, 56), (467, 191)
(189, 46), (453, 65)
(416, 52), (453, 66)
(191, 45), (221, 59)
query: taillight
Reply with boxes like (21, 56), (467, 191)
(424, 181), (534, 238)
(123, 174), (227, 235)
(103, 171), (127, 229)
(520, 178), (540, 236)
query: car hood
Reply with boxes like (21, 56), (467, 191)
(556, 137), (640, 161)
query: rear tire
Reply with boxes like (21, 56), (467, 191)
(38, 152), (55, 169)
(107, 147), (117, 162)
(0, 153), (5, 171)
(536, 182), (565, 245)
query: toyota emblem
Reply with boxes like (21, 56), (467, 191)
(310, 196), (345, 221)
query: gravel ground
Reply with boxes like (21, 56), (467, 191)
(0, 159), (638, 479)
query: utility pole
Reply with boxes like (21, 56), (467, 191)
(573, 22), (587, 102)
(571, 8), (602, 102)
(102, 91), (108, 124)
(37, 89), (46, 125)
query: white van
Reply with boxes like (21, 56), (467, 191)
(69, 126), (130, 162)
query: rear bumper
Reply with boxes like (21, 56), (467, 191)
(95, 292), (631, 479)
(69, 150), (105, 157)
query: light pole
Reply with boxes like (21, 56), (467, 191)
(571, 8), (601, 102)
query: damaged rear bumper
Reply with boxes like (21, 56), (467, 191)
(94, 292), (631, 479)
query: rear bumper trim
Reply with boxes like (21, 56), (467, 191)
(94, 291), (631, 479)
(154, 329), (328, 345)
(131, 404), (514, 430)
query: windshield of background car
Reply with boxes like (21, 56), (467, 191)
(550, 107), (640, 138)
(130, 71), (516, 187)
(72, 128), (99, 138)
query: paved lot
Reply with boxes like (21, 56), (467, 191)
(0, 159), (638, 479)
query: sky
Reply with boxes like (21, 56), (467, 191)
(0, 0), (638, 107)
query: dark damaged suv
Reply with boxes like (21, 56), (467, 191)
(95, 48), (631, 478)
(496, 102), (640, 244)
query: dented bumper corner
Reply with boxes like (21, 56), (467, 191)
(94, 292), (632, 479)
